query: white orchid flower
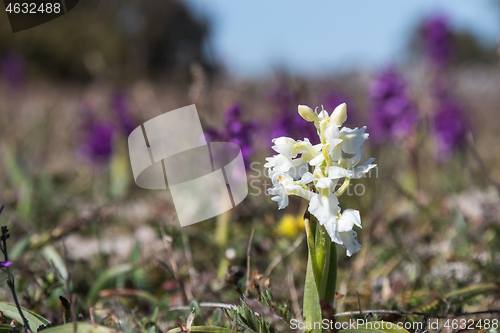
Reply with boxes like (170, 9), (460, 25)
(268, 170), (314, 209)
(264, 154), (301, 173)
(271, 137), (321, 162)
(265, 103), (376, 257)
(339, 229), (361, 257)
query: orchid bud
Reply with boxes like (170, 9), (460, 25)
(298, 105), (317, 122)
(330, 103), (347, 126)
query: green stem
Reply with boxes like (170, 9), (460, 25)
(7, 275), (32, 333)
(302, 213), (338, 333)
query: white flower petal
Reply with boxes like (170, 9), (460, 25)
(337, 209), (361, 232)
(287, 161), (309, 180)
(350, 158), (377, 179)
(323, 220), (342, 245)
(345, 148), (364, 168)
(308, 194), (340, 228)
(295, 139), (321, 162)
(309, 153), (325, 166)
(268, 171), (294, 209)
(268, 184), (288, 210)
(324, 124), (340, 143)
(340, 127), (368, 155)
(264, 154), (294, 172)
(339, 230), (361, 257)
(299, 172), (316, 185)
(329, 138), (343, 150)
(270, 170), (294, 185)
(327, 166), (349, 179)
(285, 185), (315, 201)
(329, 145), (343, 162)
(272, 137), (298, 157)
(268, 171), (314, 208)
(317, 109), (329, 120)
(315, 178), (334, 189)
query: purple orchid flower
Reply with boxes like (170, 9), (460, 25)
(421, 13), (453, 67)
(111, 91), (137, 135)
(369, 67), (418, 144)
(205, 103), (256, 168)
(0, 261), (12, 269)
(79, 102), (114, 165)
(1, 52), (26, 89)
(433, 98), (470, 161)
(268, 83), (318, 144)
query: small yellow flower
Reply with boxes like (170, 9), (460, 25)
(276, 214), (304, 238)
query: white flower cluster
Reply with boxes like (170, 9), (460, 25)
(265, 104), (376, 256)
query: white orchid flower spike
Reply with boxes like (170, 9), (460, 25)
(265, 103), (376, 257)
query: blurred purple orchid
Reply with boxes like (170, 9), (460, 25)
(268, 83), (318, 144)
(0, 261), (12, 269)
(320, 90), (360, 127)
(205, 103), (256, 167)
(369, 67), (418, 144)
(1, 52), (26, 89)
(433, 98), (470, 161)
(111, 91), (137, 135)
(79, 102), (114, 165)
(420, 14), (470, 160)
(421, 13), (453, 67)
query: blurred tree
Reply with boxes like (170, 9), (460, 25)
(124, 0), (213, 82)
(0, 0), (213, 82)
(0, 1), (122, 81)
(407, 15), (498, 66)
(451, 31), (498, 65)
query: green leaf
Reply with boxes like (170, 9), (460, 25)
(303, 214), (322, 333)
(0, 324), (14, 333)
(42, 245), (68, 280)
(167, 326), (232, 333)
(39, 323), (118, 333)
(243, 306), (258, 330)
(0, 302), (50, 329)
(2, 144), (33, 220)
(313, 222), (331, 298)
(417, 282), (500, 314)
(342, 321), (410, 333)
(9, 235), (31, 261)
(303, 250), (322, 333)
(231, 310), (238, 333)
(212, 309), (222, 327)
(445, 282), (500, 301)
(150, 307), (160, 322)
(87, 264), (137, 305)
(146, 326), (158, 333)
(323, 240), (338, 304)
(145, 322), (159, 333)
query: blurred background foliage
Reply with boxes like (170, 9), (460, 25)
(0, 0), (213, 83)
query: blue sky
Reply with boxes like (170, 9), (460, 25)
(181, 0), (500, 77)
